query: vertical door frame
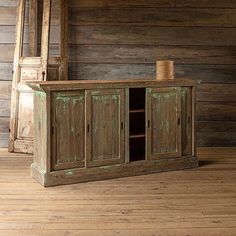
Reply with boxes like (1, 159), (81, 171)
(40, 0), (52, 81)
(59, 0), (68, 81)
(29, 0), (38, 57)
(181, 87), (193, 156)
(9, 0), (27, 151)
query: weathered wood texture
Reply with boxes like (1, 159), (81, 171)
(29, 79), (198, 186)
(0, 147), (235, 235)
(0, 0), (236, 147)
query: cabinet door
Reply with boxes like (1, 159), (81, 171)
(146, 87), (181, 159)
(86, 89), (125, 167)
(181, 87), (193, 156)
(51, 91), (85, 171)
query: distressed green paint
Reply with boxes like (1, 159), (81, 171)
(35, 91), (46, 98)
(151, 92), (175, 100)
(72, 96), (84, 102)
(165, 120), (170, 134)
(65, 170), (75, 176)
(56, 95), (84, 103)
(93, 95), (119, 101)
(99, 164), (121, 170)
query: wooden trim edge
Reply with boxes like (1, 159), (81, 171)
(32, 156), (198, 187)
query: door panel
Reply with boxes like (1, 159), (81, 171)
(51, 91), (85, 171)
(181, 87), (193, 156)
(9, 0), (68, 154)
(17, 92), (34, 140)
(146, 87), (181, 159)
(86, 89), (125, 167)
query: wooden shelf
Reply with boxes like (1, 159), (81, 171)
(129, 134), (146, 139)
(129, 109), (145, 113)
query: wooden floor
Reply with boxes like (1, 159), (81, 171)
(0, 148), (235, 236)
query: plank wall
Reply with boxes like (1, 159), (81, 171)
(0, 0), (236, 147)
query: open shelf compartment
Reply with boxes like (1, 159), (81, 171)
(129, 88), (146, 162)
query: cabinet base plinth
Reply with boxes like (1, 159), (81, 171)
(31, 156), (198, 187)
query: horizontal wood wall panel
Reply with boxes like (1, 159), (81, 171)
(0, 1), (17, 7)
(0, 1), (236, 147)
(0, 63), (13, 81)
(69, 0), (236, 8)
(0, 117), (9, 133)
(69, 8), (236, 27)
(2, 44), (236, 65)
(0, 133), (8, 147)
(68, 26), (236, 46)
(197, 84), (236, 102)
(0, 100), (10, 117)
(2, 0), (236, 8)
(197, 121), (236, 132)
(3, 7), (236, 27)
(0, 7), (16, 25)
(197, 132), (236, 147)
(69, 64), (236, 83)
(68, 45), (236, 64)
(3, 26), (236, 47)
(197, 102), (236, 121)
(0, 81), (12, 99)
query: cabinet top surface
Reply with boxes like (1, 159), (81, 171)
(27, 78), (199, 92)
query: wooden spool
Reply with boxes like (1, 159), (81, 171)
(156, 60), (174, 81)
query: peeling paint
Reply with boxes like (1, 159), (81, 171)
(35, 91), (46, 98)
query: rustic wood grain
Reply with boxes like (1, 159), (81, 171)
(0, 100), (10, 116)
(0, 147), (235, 234)
(3, 0), (236, 8)
(68, 45), (236, 64)
(51, 91), (85, 170)
(0, 81), (12, 99)
(86, 88), (125, 168)
(197, 102), (236, 121)
(0, 63), (13, 81)
(0, 117), (9, 133)
(68, 26), (236, 46)
(29, 79), (197, 186)
(197, 84), (236, 102)
(69, 0), (236, 8)
(0, 134), (8, 146)
(198, 133), (236, 147)
(4, 25), (236, 46)
(68, 64), (236, 84)
(146, 87), (181, 159)
(197, 121), (236, 132)
(69, 8), (236, 27)
(0, 0), (236, 148)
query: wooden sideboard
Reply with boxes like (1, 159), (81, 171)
(28, 78), (198, 186)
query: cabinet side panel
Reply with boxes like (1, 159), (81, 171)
(34, 91), (47, 172)
(182, 87), (193, 156)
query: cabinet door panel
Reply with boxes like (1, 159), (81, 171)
(181, 87), (193, 156)
(86, 89), (125, 167)
(51, 91), (85, 171)
(146, 87), (181, 159)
